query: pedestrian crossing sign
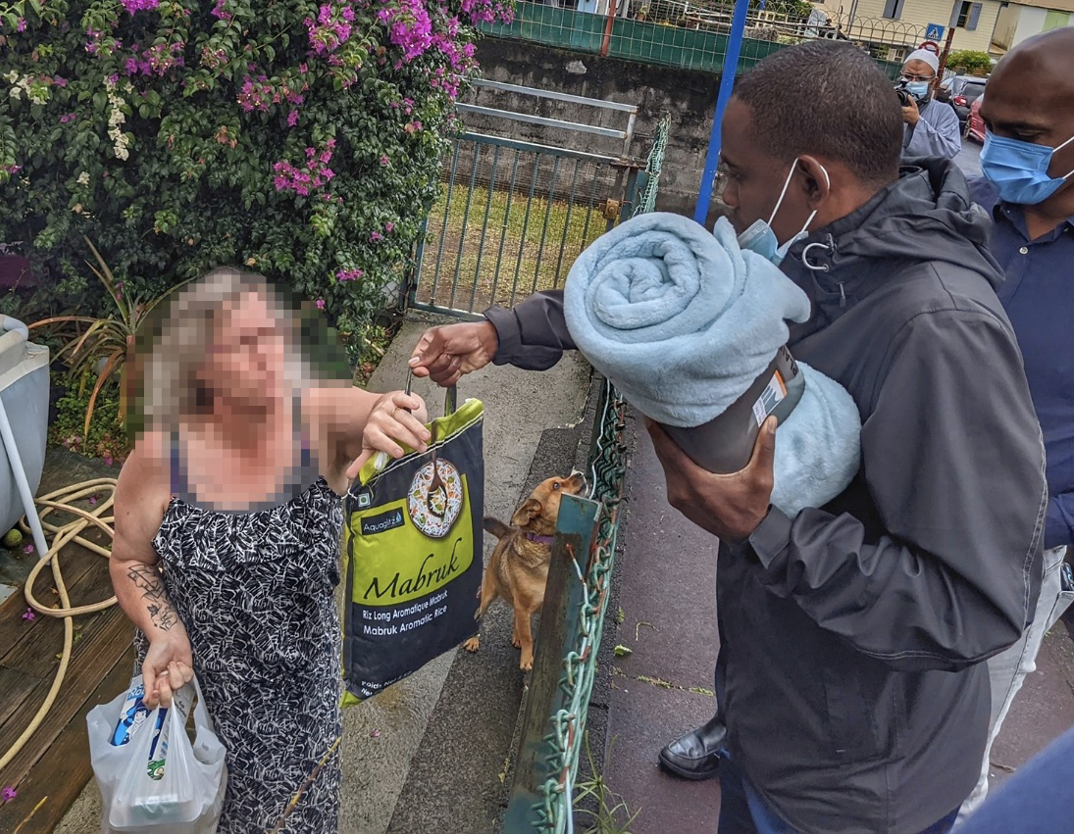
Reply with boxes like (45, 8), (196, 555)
(926, 23), (945, 41)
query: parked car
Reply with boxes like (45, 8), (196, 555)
(965, 96), (986, 143)
(938, 76), (987, 128)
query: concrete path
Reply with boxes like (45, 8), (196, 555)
(57, 313), (594, 834)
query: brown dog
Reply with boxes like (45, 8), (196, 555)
(464, 473), (587, 670)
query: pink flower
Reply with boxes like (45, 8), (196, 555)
(22, 608), (35, 622)
(299, 62), (309, 74)
(16, 17), (26, 31)
(103, 454), (114, 466)
(287, 110), (299, 127)
(120, 0), (159, 13)
(1, 786), (15, 803)
(336, 268), (363, 282)
(370, 231), (383, 242)
(379, 155), (389, 166)
(23, 544), (34, 555)
(54, 76), (68, 87)
(60, 113), (77, 124)
(315, 299), (326, 310)
(384, 222), (395, 233)
(89, 495), (98, 505)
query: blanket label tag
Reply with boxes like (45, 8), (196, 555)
(752, 370), (787, 427)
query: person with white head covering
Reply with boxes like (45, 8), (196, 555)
(900, 47), (962, 160)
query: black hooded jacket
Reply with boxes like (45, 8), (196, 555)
(484, 159), (1046, 832)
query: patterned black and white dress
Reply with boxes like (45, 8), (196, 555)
(135, 436), (344, 833)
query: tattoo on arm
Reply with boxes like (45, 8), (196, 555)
(127, 565), (179, 632)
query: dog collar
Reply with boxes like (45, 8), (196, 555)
(526, 533), (555, 545)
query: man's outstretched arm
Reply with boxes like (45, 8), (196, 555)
(409, 290), (574, 386)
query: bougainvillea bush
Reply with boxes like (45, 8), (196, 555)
(0, 0), (511, 350)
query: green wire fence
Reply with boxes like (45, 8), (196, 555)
(505, 113), (669, 834)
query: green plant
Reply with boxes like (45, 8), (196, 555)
(573, 735), (641, 834)
(946, 50), (992, 77)
(49, 372), (131, 463)
(30, 238), (183, 436)
(0, 0), (513, 351)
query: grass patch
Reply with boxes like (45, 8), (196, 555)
(416, 177), (612, 314)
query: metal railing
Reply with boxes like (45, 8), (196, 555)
(478, 1), (908, 78)
(408, 82), (646, 319)
(504, 114), (669, 834)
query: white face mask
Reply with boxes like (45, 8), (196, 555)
(735, 159), (831, 266)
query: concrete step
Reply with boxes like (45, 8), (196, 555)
(387, 376), (602, 834)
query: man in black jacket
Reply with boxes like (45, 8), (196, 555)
(410, 42), (1046, 833)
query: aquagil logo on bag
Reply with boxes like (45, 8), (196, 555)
(361, 508), (405, 536)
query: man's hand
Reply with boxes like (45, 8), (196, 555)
(408, 321), (499, 387)
(646, 416), (777, 545)
(902, 98), (920, 127)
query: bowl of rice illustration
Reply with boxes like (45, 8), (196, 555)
(407, 456), (463, 538)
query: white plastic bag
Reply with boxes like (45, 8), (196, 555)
(87, 676), (227, 834)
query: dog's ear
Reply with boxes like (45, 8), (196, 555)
(511, 498), (543, 528)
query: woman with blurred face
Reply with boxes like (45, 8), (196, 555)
(109, 268), (428, 832)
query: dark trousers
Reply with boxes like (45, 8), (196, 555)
(717, 751), (959, 834)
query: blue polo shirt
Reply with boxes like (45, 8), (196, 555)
(970, 179), (1074, 550)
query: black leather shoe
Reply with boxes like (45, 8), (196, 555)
(657, 714), (726, 781)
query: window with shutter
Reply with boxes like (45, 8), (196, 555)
(883, 0), (905, 20)
(966, 2), (983, 30)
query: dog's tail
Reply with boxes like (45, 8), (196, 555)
(483, 517), (511, 540)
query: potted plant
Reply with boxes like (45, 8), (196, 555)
(30, 238), (185, 437)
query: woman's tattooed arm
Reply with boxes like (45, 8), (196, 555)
(125, 564), (179, 631)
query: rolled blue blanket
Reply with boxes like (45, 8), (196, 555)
(563, 212), (861, 516)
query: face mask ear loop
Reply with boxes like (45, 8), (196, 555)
(768, 161), (799, 226)
(1056, 134), (1074, 180)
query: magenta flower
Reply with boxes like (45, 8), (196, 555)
(315, 299), (326, 310)
(23, 543), (34, 555)
(103, 454), (114, 466)
(54, 76), (68, 87)
(16, 17), (26, 31)
(370, 231), (383, 242)
(22, 608), (35, 622)
(336, 268), (363, 282)
(60, 113), (77, 124)
(287, 110), (299, 127)
(120, 0), (159, 13)
(1, 786), (15, 803)
(379, 155), (389, 166)
(88, 495), (98, 505)
(385, 222), (395, 233)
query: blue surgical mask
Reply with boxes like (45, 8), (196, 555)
(904, 81), (929, 101)
(736, 159), (830, 266)
(981, 130), (1074, 205)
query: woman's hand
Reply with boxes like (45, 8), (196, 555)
(142, 628), (194, 709)
(345, 391), (430, 480)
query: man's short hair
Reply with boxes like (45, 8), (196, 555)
(733, 41), (903, 187)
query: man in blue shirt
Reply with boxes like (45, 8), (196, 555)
(960, 26), (1074, 819)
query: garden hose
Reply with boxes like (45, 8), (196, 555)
(0, 478), (118, 773)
